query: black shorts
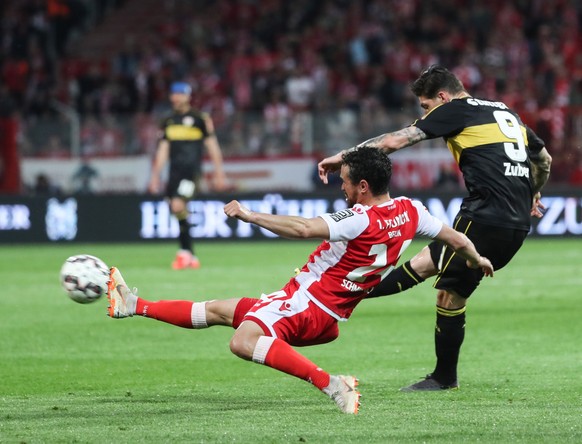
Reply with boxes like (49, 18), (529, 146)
(166, 169), (201, 199)
(428, 215), (528, 298)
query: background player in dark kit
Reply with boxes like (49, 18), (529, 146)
(148, 82), (227, 270)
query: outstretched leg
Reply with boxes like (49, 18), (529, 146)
(106, 266), (258, 328)
(106, 268), (360, 414)
(367, 246), (436, 299)
(230, 321), (360, 414)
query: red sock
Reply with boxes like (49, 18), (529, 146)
(254, 336), (330, 390)
(136, 298), (194, 329)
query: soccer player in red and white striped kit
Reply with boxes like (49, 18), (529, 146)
(106, 147), (493, 414)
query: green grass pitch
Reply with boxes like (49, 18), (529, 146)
(1, 239), (581, 443)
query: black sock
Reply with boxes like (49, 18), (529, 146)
(431, 306), (466, 384)
(177, 216), (192, 253)
(367, 261), (425, 298)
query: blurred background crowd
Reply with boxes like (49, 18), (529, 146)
(1, 0), (582, 192)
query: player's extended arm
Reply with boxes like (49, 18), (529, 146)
(317, 127), (428, 184)
(148, 139), (170, 193)
(224, 200), (330, 239)
(529, 147), (552, 218)
(203, 115), (228, 191)
(435, 225), (494, 276)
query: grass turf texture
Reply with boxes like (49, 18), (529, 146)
(1, 239), (581, 443)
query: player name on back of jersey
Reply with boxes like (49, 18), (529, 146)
(377, 210), (411, 239)
(467, 97), (508, 109)
(376, 210), (410, 230)
(504, 162), (530, 178)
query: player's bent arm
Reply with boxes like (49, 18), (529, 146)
(529, 147), (552, 217)
(529, 147), (552, 194)
(356, 126), (428, 154)
(435, 225), (494, 276)
(224, 200), (331, 240)
(317, 127), (428, 183)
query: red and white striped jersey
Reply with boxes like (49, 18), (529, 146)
(294, 197), (443, 320)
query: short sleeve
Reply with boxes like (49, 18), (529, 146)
(412, 101), (467, 139)
(320, 205), (370, 241)
(526, 126), (545, 158)
(412, 200), (443, 238)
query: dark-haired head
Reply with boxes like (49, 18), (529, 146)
(411, 64), (466, 99)
(341, 147), (392, 196)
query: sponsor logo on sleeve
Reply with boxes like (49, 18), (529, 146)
(330, 209), (355, 222)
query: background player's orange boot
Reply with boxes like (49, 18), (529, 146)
(172, 250), (193, 270)
(189, 255), (201, 269)
(172, 251), (201, 269)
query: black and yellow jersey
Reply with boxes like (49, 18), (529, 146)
(160, 109), (210, 174)
(412, 97), (545, 231)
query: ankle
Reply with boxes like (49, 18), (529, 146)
(322, 375), (337, 396)
(134, 296), (147, 316)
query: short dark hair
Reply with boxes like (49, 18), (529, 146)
(342, 147), (392, 195)
(410, 65), (465, 98)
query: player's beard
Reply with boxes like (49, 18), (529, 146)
(345, 192), (355, 207)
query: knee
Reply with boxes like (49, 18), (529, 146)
(436, 290), (466, 309)
(229, 331), (255, 361)
(436, 290), (447, 306)
(170, 199), (186, 215)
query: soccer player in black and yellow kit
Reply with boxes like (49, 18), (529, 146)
(148, 82), (227, 269)
(318, 65), (552, 391)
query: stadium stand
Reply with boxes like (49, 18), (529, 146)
(1, 0), (581, 187)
